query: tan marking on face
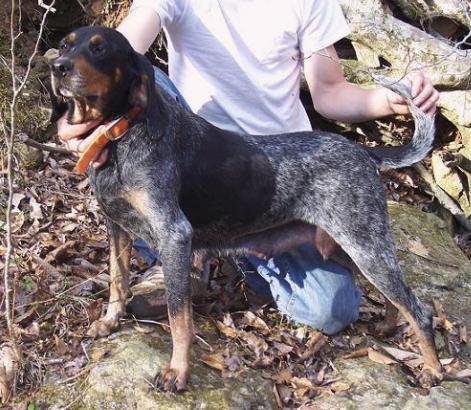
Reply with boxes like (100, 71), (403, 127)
(74, 55), (111, 96)
(90, 34), (103, 45)
(66, 32), (76, 42)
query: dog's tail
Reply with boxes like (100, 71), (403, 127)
(365, 75), (435, 169)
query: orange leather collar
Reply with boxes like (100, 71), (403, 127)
(75, 105), (142, 174)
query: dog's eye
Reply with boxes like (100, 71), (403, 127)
(59, 42), (70, 53)
(89, 42), (106, 55)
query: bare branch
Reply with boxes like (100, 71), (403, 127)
(2, 0), (56, 401)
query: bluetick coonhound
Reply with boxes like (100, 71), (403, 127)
(51, 26), (442, 392)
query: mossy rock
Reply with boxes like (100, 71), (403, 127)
(33, 327), (275, 410)
(31, 203), (471, 409)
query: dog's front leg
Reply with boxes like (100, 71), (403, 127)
(153, 212), (194, 393)
(88, 218), (132, 337)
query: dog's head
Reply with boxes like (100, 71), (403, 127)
(51, 26), (160, 135)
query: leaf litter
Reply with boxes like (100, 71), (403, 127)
(1, 144), (470, 408)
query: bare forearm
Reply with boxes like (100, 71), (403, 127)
(116, 6), (161, 54)
(313, 81), (394, 123)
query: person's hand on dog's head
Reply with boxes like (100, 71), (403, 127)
(57, 114), (109, 169)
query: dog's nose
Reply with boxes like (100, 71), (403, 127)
(52, 58), (73, 77)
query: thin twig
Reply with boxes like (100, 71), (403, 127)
(3, 0), (57, 397)
(18, 132), (69, 154)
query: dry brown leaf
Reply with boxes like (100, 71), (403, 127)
(215, 320), (238, 339)
(29, 195), (44, 222)
(272, 368), (293, 384)
(330, 381), (350, 393)
(380, 346), (420, 361)
(54, 335), (71, 356)
(433, 300), (453, 331)
(0, 345), (19, 404)
(11, 193), (26, 208)
(240, 311), (270, 335)
(200, 352), (225, 371)
(238, 331), (269, 359)
(86, 299), (103, 323)
(291, 377), (315, 389)
(367, 348), (397, 365)
(380, 346), (422, 368)
(272, 342), (293, 356)
(294, 386), (310, 400)
(459, 324), (468, 344)
(47, 240), (78, 263)
(62, 223), (79, 233)
(440, 358), (455, 366)
(298, 332), (327, 360)
(456, 369), (471, 379)
(342, 348), (369, 359)
(10, 210), (25, 233)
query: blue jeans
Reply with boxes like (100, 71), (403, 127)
(134, 67), (362, 335)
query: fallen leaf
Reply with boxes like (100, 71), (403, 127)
(200, 352), (225, 371)
(240, 311), (270, 335)
(342, 348), (369, 359)
(459, 324), (468, 344)
(86, 299), (103, 323)
(0, 345), (19, 403)
(440, 358), (455, 366)
(9, 210), (25, 233)
(54, 335), (71, 356)
(367, 348), (397, 365)
(47, 240), (78, 263)
(272, 368), (293, 384)
(330, 381), (350, 392)
(291, 377), (317, 390)
(215, 321), (238, 338)
(380, 346), (420, 361)
(12, 193), (26, 208)
(272, 342), (293, 356)
(62, 223), (78, 233)
(456, 369), (471, 379)
(29, 196), (44, 222)
(298, 332), (327, 360)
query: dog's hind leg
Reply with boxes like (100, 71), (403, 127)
(88, 218), (132, 337)
(317, 214), (442, 388)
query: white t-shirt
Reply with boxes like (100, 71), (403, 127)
(130, 0), (350, 135)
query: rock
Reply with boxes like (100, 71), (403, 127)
(310, 203), (471, 409)
(32, 203), (471, 408)
(34, 327), (275, 410)
(312, 358), (471, 410)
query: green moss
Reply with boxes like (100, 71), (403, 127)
(0, 56), (52, 147)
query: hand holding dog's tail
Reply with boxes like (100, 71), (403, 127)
(366, 74), (436, 169)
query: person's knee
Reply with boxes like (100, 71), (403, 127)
(284, 265), (362, 335)
(309, 286), (361, 335)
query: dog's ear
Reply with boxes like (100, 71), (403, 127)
(128, 52), (164, 137)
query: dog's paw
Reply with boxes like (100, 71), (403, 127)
(87, 316), (119, 338)
(154, 366), (188, 393)
(417, 366), (443, 388)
